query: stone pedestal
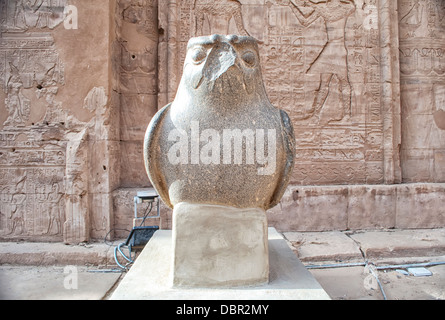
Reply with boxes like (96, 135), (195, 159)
(110, 228), (331, 300)
(172, 202), (269, 288)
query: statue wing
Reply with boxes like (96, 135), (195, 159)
(144, 103), (173, 208)
(268, 109), (296, 210)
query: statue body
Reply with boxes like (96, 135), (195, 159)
(144, 35), (295, 288)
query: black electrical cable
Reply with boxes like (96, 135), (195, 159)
(139, 201), (154, 226)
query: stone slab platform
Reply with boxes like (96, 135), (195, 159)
(0, 241), (117, 266)
(283, 228), (445, 264)
(111, 228), (331, 300)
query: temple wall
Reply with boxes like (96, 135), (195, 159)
(0, 0), (443, 243)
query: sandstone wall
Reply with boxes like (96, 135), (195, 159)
(0, 0), (444, 243)
(0, 0), (117, 243)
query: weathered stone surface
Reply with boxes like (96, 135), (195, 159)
(0, 242), (117, 266)
(0, 0), (119, 244)
(268, 185), (349, 231)
(284, 231), (363, 263)
(172, 203), (269, 288)
(347, 185), (397, 230)
(349, 229), (445, 260)
(144, 35), (295, 211)
(268, 183), (445, 232)
(396, 184), (445, 229)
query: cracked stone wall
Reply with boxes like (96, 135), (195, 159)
(0, 0), (444, 243)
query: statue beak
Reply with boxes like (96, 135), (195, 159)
(204, 45), (238, 82)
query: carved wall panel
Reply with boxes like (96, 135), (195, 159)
(114, 0), (159, 188)
(0, 0), (67, 32)
(0, 1), (68, 241)
(158, 0), (401, 185)
(0, 129), (66, 240)
(0, 0), (117, 243)
(399, 0), (445, 182)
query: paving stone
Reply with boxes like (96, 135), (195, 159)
(283, 231), (363, 263)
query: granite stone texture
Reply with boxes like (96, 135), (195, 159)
(144, 35), (295, 211)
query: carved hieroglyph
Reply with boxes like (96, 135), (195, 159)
(159, 0), (402, 185)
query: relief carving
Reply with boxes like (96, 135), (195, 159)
(2, 0), (67, 31)
(193, 0), (250, 36)
(45, 182), (64, 235)
(4, 174), (26, 235)
(120, 0), (158, 40)
(400, 0), (423, 37)
(115, 0), (158, 95)
(0, 32), (65, 128)
(4, 63), (31, 127)
(0, 167), (66, 239)
(433, 83), (445, 130)
(287, 0), (355, 122)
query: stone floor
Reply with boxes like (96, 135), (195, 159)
(0, 228), (444, 300)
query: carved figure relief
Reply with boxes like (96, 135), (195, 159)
(287, 0), (355, 122)
(46, 182), (63, 235)
(4, 63), (31, 127)
(119, 0), (158, 40)
(0, 132), (67, 239)
(400, 0), (423, 37)
(37, 86), (65, 124)
(6, 174), (26, 235)
(193, 0), (250, 36)
(3, 0), (67, 31)
(0, 32), (65, 127)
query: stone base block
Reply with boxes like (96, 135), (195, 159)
(172, 202), (269, 288)
(110, 228), (330, 300)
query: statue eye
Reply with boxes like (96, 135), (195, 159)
(191, 47), (207, 64)
(241, 51), (256, 67)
